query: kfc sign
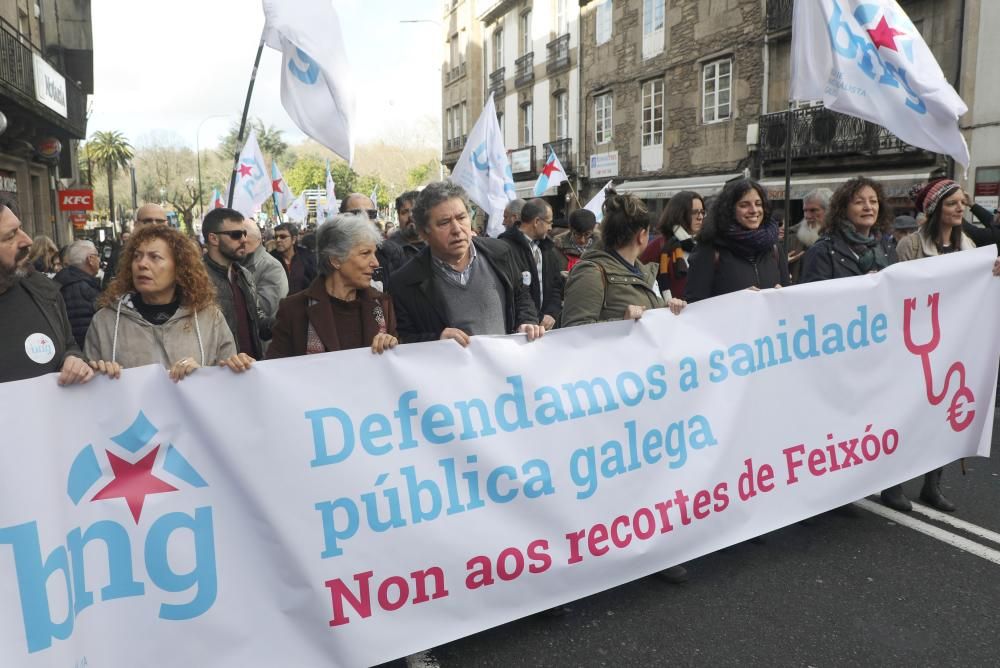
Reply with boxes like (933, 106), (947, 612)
(58, 189), (94, 211)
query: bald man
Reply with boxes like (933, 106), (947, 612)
(102, 203), (170, 289)
(241, 219), (288, 320)
(338, 192), (406, 290)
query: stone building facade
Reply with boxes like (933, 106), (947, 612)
(442, 0), (484, 174)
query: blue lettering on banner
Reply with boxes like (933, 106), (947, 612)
(288, 47), (320, 85)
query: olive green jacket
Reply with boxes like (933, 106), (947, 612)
(561, 249), (665, 327)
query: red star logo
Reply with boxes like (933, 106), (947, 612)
(91, 446), (177, 523)
(868, 16), (905, 52)
(541, 160), (562, 178)
(272, 178), (282, 193)
(238, 163), (254, 177)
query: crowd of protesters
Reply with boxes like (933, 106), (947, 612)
(2, 173), (1000, 532)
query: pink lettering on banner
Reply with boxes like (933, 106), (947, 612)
(903, 293), (976, 432)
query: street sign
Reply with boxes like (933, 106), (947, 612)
(58, 189), (94, 211)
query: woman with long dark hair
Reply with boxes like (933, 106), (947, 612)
(640, 190), (705, 297)
(684, 179), (789, 302)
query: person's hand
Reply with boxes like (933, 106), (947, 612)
(787, 249), (804, 264)
(219, 353), (254, 374)
(747, 286), (761, 292)
(371, 333), (398, 354)
(667, 298), (687, 315)
(518, 323), (545, 341)
(89, 359), (122, 380)
(773, 284), (782, 289)
(624, 305), (646, 320)
(440, 328), (471, 347)
(168, 357), (201, 382)
(58, 355), (94, 386)
(540, 314), (556, 330)
(993, 257), (1000, 277)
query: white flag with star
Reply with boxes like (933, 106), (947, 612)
(230, 129), (272, 219)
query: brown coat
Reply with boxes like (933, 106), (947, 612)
(265, 277), (397, 358)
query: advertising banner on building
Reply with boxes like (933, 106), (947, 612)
(0, 249), (997, 667)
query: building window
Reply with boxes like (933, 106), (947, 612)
(522, 102), (533, 146)
(642, 0), (665, 59)
(450, 33), (459, 68)
(460, 101), (467, 137)
(555, 0), (568, 36)
(596, 0), (613, 46)
(641, 79), (664, 171)
(492, 27), (504, 70)
(703, 59), (732, 123)
(595, 93), (613, 145)
(520, 10), (532, 56)
(555, 92), (569, 139)
(497, 111), (505, 137)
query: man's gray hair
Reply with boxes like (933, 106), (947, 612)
(64, 240), (97, 268)
(413, 181), (470, 232)
(803, 188), (834, 210)
(316, 213), (383, 276)
(505, 198), (526, 217)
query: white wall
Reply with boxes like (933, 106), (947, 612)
(968, 1), (1000, 190)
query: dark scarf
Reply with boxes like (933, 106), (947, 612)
(718, 220), (779, 261)
(837, 221), (889, 273)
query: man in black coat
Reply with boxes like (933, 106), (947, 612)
(339, 192), (406, 291)
(498, 197), (563, 329)
(53, 240), (102, 348)
(389, 182), (542, 345)
(270, 222), (317, 294)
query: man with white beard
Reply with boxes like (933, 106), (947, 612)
(787, 188), (832, 283)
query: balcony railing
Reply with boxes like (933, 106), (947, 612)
(446, 61), (467, 84)
(515, 53), (534, 88)
(445, 135), (468, 153)
(0, 18), (87, 138)
(488, 67), (506, 98)
(542, 138), (573, 172)
(546, 34), (570, 74)
(757, 106), (928, 163)
(765, 0), (793, 33)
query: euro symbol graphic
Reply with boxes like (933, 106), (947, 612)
(471, 142), (490, 171)
(288, 48), (320, 85)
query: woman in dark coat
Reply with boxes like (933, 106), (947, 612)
(267, 213), (398, 358)
(684, 179), (789, 302)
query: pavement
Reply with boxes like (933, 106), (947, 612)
(376, 413), (1000, 668)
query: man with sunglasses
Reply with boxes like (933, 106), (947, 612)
(202, 207), (271, 359)
(338, 193), (406, 289)
(270, 222), (316, 293)
(102, 203), (171, 289)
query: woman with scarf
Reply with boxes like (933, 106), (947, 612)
(640, 190), (705, 297)
(684, 178), (789, 302)
(800, 176), (895, 283)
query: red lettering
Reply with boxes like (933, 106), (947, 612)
(633, 507), (656, 539)
(610, 514), (632, 548)
(692, 490), (712, 520)
(496, 547), (525, 581)
(326, 570), (374, 627)
(588, 523), (610, 556)
(377, 575), (409, 611)
(527, 539), (552, 574)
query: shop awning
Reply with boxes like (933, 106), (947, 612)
(759, 171), (930, 200)
(513, 180), (556, 198)
(616, 173), (745, 199)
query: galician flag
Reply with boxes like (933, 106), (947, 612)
(584, 180), (614, 223)
(271, 162), (294, 211)
(450, 93), (515, 238)
(209, 188), (224, 209)
(790, 0), (969, 166)
(369, 185), (378, 207)
(533, 149), (567, 197)
(230, 129), (272, 219)
(262, 0), (356, 163)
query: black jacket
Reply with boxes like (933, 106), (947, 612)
(54, 265), (101, 348)
(204, 255), (272, 358)
(6, 273), (83, 375)
(800, 234), (896, 283)
(962, 204), (1000, 249)
(270, 245), (317, 294)
(498, 227), (563, 320)
(388, 229), (425, 261)
(389, 237), (539, 343)
(685, 242), (790, 303)
(376, 238), (407, 291)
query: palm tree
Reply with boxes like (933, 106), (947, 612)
(87, 131), (134, 231)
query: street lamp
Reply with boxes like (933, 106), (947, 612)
(196, 114), (232, 220)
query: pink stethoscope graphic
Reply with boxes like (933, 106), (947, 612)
(902, 293), (976, 432)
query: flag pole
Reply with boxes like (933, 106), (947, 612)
(782, 103), (794, 253)
(227, 34), (266, 208)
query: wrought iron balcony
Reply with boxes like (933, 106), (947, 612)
(0, 18), (87, 138)
(546, 34), (571, 74)
(757, 106), (929, 163)
(542, 138), (573, 172)
(446, 61), (467, 85)
(766, 0), (793, 33)
(489, 67), (506, 98)
(515, 53), (534, 88)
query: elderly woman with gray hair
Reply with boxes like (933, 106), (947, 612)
(266, 213), (398, 358)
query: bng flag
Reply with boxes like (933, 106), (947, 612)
(790, 0), (969, 167)
(271, 162), (294, 211)
(263, 0), (356, 163)
(230, 129), (272, 220)
(450, 94), (516, 238)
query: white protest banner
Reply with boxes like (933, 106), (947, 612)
(0, 249), (997, 666)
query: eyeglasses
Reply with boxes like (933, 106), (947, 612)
(214, 230), (247, 240)
(349, 209), (379, 220)
(138, 217), (167, 224)
(691, 210), (706, 217)
(274, 234), (291, 241)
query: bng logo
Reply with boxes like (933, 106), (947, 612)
(0, 412), (217, 653)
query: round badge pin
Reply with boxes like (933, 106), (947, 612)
(24, 333), (56, 364)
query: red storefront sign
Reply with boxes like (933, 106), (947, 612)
(70, 212), (88, 229)
(58, 189), (94, 211)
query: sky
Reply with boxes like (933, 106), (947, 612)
(87, 0), (444, 152)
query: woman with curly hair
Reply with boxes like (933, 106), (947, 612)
(640, 190), (705, 297)
(800, 176), (896, 282)
(684, 178), (789, 302)
(84, 224), (253, 382)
